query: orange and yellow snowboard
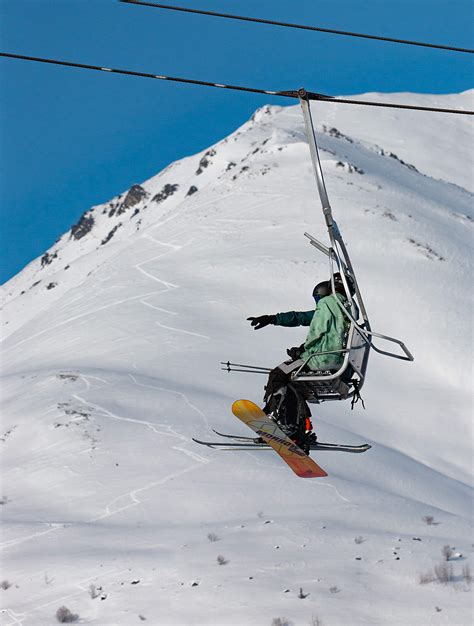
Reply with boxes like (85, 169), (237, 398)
(232, 399), (327, 478)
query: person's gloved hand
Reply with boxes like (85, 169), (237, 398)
(286, 344), (305, 360)
(247, 314), (276, 330)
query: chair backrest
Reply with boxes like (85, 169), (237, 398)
(348, 324), (370, 379)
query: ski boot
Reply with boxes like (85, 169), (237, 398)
(290, 416), (317, 455)
(299, 430), (317, 455)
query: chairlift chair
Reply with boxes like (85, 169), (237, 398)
(223, 89), (413, 406)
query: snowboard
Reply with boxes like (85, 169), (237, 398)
(231, 399), (328, 478)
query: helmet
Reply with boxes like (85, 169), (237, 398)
(312, 281), (331, 302)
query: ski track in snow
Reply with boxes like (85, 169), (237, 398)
(0, 376), (210, 553)
(1, 289), (168, 355)
(0, 525), (63, 551)
(2, 235), (192, 355)
(127, 373), (211, 432)
(2, 191), (280, 354)
(310, 479), (353, 503)
(135, 235), (211, 338)
(89, 461), (202, 523)
(69, 385), (210, 522)
(78, 373), (111, 391)
(139, 299), (177, 316)
(153, 318), (210, 340)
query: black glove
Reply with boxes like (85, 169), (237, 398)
(286, 344), (305, 360)
(247, 314), (276, 330)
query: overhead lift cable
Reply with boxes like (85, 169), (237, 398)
(1, 52), (472, 116)
(0, 52), (292, 99)
(119, 0), (474, 55)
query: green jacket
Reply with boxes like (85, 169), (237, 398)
(275, 293), (349, 370)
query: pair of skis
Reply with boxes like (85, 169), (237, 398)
(193, 399), (371, 478)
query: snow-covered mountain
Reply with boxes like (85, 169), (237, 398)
(1, 91), (473, 626)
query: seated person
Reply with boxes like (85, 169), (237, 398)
(247, 273), (354, 448)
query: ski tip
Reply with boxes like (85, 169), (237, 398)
(192, 438), (215, 448)
(232, 398), (256, 412)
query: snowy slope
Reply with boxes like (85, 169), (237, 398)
(1, 92), (473, 626)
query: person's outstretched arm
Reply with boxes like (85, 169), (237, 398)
(247, 311), (314, 329)
(275, 310), (314, 327)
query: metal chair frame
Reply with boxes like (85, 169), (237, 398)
(288, 90), (413, 402)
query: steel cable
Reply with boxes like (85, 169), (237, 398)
(119, 1), (474, 54)
(1, 52), (472, 116)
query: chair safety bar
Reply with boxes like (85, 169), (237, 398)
(331, 296), (414, 362)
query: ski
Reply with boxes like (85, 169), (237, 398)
(193, 438), (267, 449)
(193, 438), (371, 453)
(212, 429), (256, 442)
(210, 429), (370, 452)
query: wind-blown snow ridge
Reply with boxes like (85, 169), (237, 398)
(1, 91), (472, 626)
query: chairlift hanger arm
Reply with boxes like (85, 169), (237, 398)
(298, 89), (334, 231)
(299, 88), (369, 319)
(298, 87), (414, 363)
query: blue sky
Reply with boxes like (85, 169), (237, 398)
(1, 0), (473, 284)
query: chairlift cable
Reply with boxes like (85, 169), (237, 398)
(1, 52), (472, 116)
(119, 0), (474, 55)
(0, 52), (293, 99)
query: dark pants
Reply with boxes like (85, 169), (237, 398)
(263, 364), (311, 435)
(263, 367), (291, 406)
